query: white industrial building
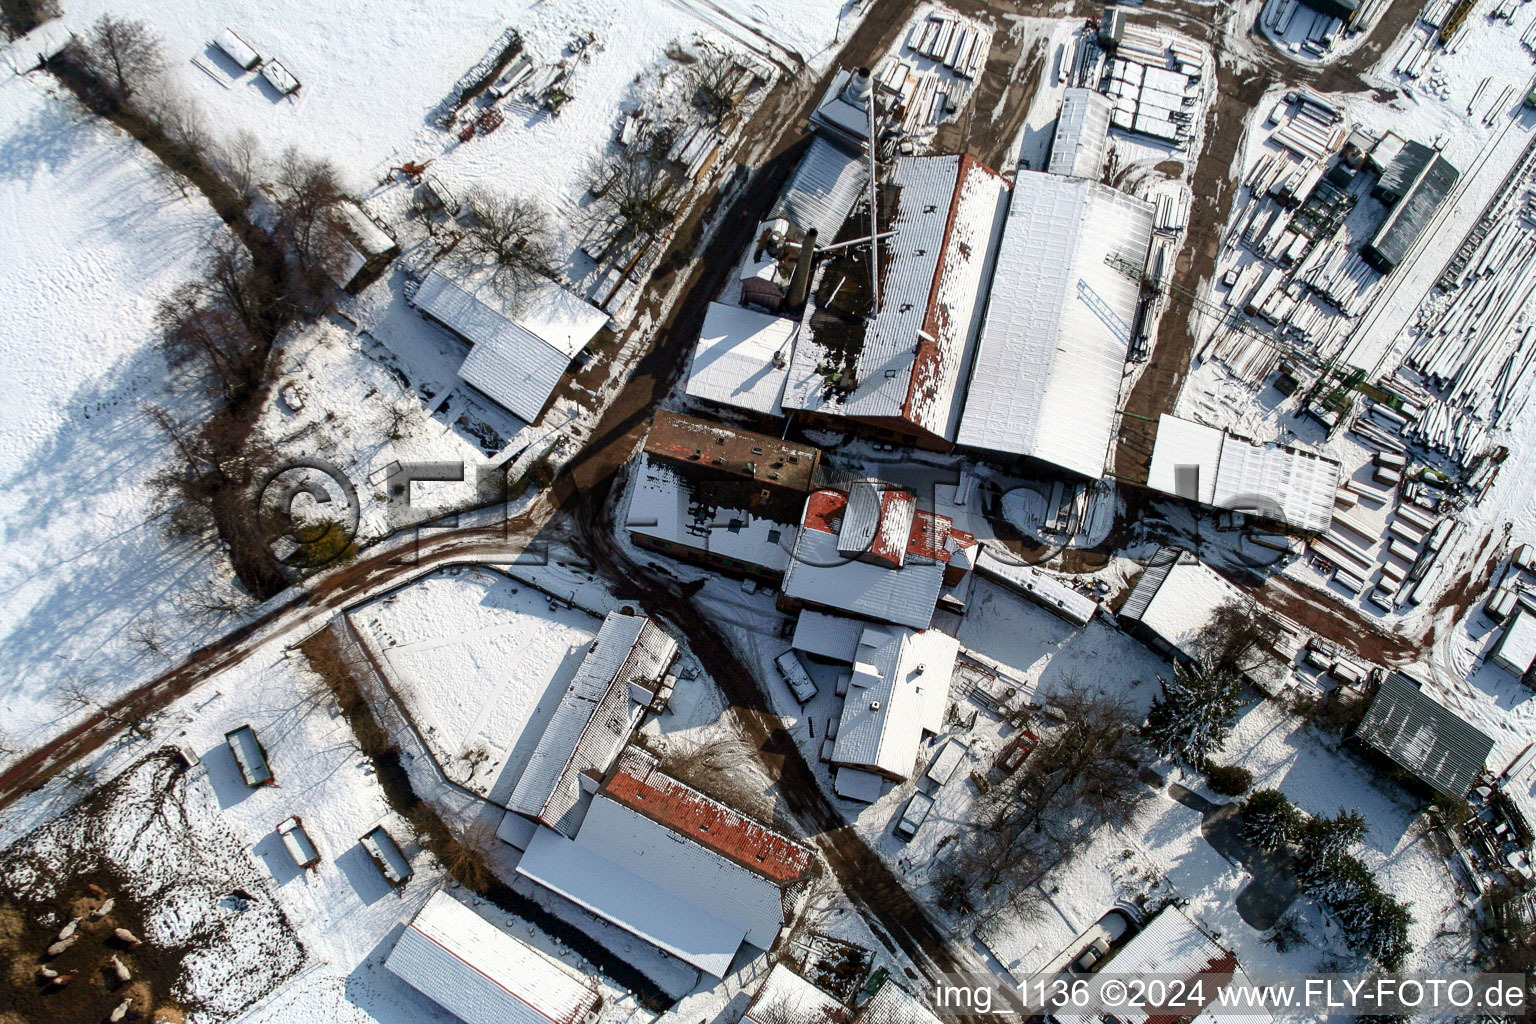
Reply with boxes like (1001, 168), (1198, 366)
(956, 171), (1154, 478)
(503, 611), (676, 840)
(1048, 88), (1114, 180)
(973, 546), (1097, 626)
(1491, 606), (1536, 678)
(831, 624), (959, 787)
(515, 747), (813, 979)
(781, 154), (1010, 449)
(1146, 414), (1342, 533)
(384, 891), (601, 1024)
(412, 269), (609, 423)
(685, 302), (798, 416)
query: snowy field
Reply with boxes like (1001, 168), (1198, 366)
(347, 567), (601, 797)
(0, 73), (238, 755)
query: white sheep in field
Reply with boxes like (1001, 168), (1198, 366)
(45, 932), (78, 956)
(92, 897), (116, 919)
(113, 927), (142, 947)
(109, 954), (132, 983)
(57, 917), (79, 941)
(109, 997), (132, 1022)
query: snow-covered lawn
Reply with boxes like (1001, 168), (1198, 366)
(347, 566), (601, 798)
(0, 73), (235, 754)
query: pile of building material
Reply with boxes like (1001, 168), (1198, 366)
(878, 10), (989, 141)
(1270, 93), (1346, 164)
(1099, 25), (1206, 146)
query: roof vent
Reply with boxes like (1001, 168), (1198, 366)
(716, 436), (726, 445)
(870, 700), (881, 711)
(915, 663), (925, 673)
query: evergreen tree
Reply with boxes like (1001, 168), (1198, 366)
(1298, 808), (1368, 871)
(1143, 663), (1242, 768)
(1240, 789), (1299, 852)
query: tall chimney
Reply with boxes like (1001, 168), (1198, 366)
(841, 67), (873, 108)
(787, 229), (817, 311)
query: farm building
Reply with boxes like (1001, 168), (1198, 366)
(1145, 414), (1342, 533)
(1491, 606), (1536, 678)
(955, 171), (1154, 478)
(1350, 672), (1494, 798)
(1048, 88), (1114, 180)
(859, 981), (945, 1024)
(685, 302), (798, 416)
(516, 746), (814, 979)
(503, 611), (677, 840)
(1363, 148), (1459, 272)
(770, 135), (870, 242)
(625, 412), (820, 580)
(781, 154), (1010, 451)
(1051, 906), (1270, 1024)
(385, 891), (601, 1024)
(830, 624), (959, 786)
(778, 484), (978, 630)
(412, 269), (608, 424)
(334, 202), (400, 294)
(1118, 547), (1287, 691)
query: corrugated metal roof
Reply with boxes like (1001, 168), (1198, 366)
(416, 270), (606, 424)
(508, 613), (676, 834)
(1147, 415), (1340, 533)
(783, 524), (945, 630)
(1377, 141), (1435, 201)
(1365, 153), (1458, 271)
(771, 136), (869, 240)
(1120, 549), (1242, 659)
(831, 625), (957, 779)
(384, 891), (600, 1024)
(838, 481), (885, 558)
(956, 172), (1153, 478)
(625, 457), (795, 575)
(1048, 89), (1114, 180)
(516, 825), (747, 978)
(793, 609), (867, 662)
(1355, 672), (1493, 796)
(782, 156), (1008, 444)
(1493, 607), (1536, 675)
(686, 302), (797, 416)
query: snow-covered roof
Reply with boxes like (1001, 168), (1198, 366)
(782, 155), (1009, 444)
(974, 546), (1097, 626)
(516, 748), (810, 978)
(415, 269), (607, 423)
(337, 203), (396, 258)
(1147, 415), (1341, 533)
(793, 609), (868, 662)
(771, 135), (870, 241)
(1120, 549), (1245, 661)
(1048, 89), (1114, 180)
(508, 612), (676, 835)
(857, 982), (943, 1024)
(781, 490), (959, 630)
(1494, 607), (1536, 676)
(956, 172), (1154, 478)
(1051, 906), (1266, 1024)
(834, 766), (886, 802)
(1355, 673), (1493, 797)
(625, 457), (795, 575)
(686, 302), (798, 416)
(384, 891), (600, 1024)
(810, 68), (873, 146)
(832, 625), (957, 780)
(744, 964), (846, 1024)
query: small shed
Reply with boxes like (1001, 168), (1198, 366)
(214, 29), (261, 71)
(277, 816), (320, 869)
(225, 725), (274, 787)
(260, 59), (300, 96)
(1491, 607), (1536, 678)
(361, 825), (412, 886)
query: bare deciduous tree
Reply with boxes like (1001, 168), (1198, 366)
(940, 680), (1145, 919)
(76, 14), (166, 105)
(684, 40), (752, 124)
(581, 140), (681, 265)
(453, 187), (558, 305)
(1194, 599), (1278, 677)
(155, 279), (266, 400)
(271, 147), (352, 299)
(213, 129), (265, 202)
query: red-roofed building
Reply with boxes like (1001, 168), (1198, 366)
(781, 485), (977, 630)
(515, 746), (815, 979)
